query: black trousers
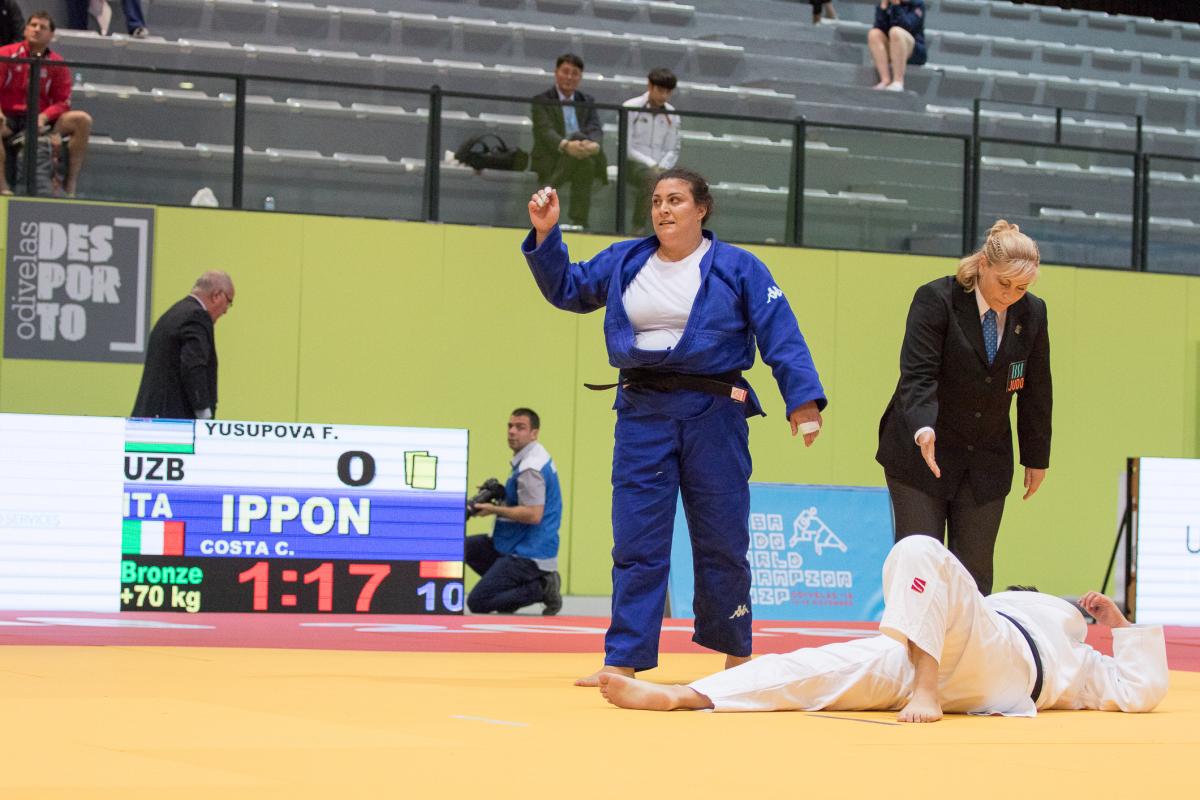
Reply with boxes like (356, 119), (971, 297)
(464, 534), (546, 613)
(539, 154), (598, 226)
(885, 474), (1006, 595)
(626, 160), (658, 235)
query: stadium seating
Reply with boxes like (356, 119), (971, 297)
(36, 0), (1200, 271)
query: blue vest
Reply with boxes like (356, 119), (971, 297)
(492, 441), (562, 564)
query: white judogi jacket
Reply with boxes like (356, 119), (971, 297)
(692, 537), (1168, 716)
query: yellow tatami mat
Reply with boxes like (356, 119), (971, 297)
(3, 647), (1196, 799)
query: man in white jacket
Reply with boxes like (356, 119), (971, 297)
(623, 68), (682, 235)
(598, 535), (1169, 721)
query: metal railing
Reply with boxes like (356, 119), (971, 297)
(10, 56), (1200, 274)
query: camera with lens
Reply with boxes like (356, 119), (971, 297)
(466, 478), (506, 518)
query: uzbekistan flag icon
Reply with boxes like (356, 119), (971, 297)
(122, 520), (185, 556)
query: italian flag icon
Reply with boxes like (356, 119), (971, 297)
(122, 520), (185, 556)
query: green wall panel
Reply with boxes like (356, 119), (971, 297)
(2, 201), (1197, 602)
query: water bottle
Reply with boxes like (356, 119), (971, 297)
(263, 195), (276, 211)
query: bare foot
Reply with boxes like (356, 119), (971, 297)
(724, 654), (750, 670)
(574, 664), (634, 687)
(598, 673), (712, 711)
(897, 691), (943, 723)
(872, 80), (890, 90)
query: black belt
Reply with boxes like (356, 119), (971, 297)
(584, 368), (747, 403)
(997, 611), (1044, 705)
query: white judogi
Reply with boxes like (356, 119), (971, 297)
(691, 536), (1168, 715)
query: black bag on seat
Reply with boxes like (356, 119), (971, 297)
(454, 133), (529, 172)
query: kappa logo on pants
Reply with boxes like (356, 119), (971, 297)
(728, 604), (750, 619)
(911, 577), (926, 593)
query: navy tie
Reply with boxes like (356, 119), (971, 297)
(983, 309), (998, 366)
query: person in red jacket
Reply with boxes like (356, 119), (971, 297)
(0, 11), (92, 196)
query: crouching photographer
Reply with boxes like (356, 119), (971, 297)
(465, 408), (563, 616)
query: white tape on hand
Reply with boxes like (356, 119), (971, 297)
(798, 420), (821, 435)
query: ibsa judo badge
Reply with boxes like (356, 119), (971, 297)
(1007, 360), (1026, 392)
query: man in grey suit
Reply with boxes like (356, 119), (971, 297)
(131, 271), (234, 420)
(530, 53), (607, 228)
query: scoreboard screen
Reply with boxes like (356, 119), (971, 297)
(0, 413), (467, 614)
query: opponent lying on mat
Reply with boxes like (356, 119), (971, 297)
(599, 535), (1168, 722)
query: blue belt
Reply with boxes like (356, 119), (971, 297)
(997, 611), (1044, 705)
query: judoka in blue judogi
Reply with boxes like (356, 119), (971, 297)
(521, 172), (827, 684)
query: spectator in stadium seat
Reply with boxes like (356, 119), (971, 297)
(0, 11), (93, 196)
(809, 0), (836, 24)
(623, 67), (681, 236)
(65, 0), (149, 38)
(530, 53), (607, 229)
(0, 1), (25, 45)
(868, 0), (927, 91)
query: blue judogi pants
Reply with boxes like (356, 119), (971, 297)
(606, 397), (754, 670)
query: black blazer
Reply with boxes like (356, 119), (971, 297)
(876, 276), (1051, 504)
(529, 86), (608, 184)
(131, 297), (218, 419)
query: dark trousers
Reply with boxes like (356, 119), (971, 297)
(67, 0), (147, 32)
(885, 473), (1006, 595)
(539, 154), (597, 226)
(465, 534), (546, 613)
(626, 161), (658, 235)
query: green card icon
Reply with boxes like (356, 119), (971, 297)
(410, 454), (438, 490)
(404, 450), (428, 485)
(404, 450), (438, 489)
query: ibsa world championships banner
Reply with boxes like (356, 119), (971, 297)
(668, 483), (893, 621)
(4, 200), (154, 363)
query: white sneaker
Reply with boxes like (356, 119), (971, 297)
(885, 82), (904, 92)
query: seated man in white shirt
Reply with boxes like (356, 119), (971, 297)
(622, 68), (681, 236)
(598, 535), (1169, 722)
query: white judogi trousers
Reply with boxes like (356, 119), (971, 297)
(691, 535), (1038, 715)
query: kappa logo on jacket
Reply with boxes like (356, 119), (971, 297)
(766, 285), (784, 304)
(911, 577), (926, 593)
(728, 604), (750, 619)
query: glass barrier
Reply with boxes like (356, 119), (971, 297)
(13, 59), (1195, 272)
(438, 93), (559, 232)
(977, 140), (1136, 268)
(241, 78), (428, 219)
(1145, 156), (1200, 277)
(804, 126), (965, 256)
(65, 66), (237, 207)
(667, 113), (793, 246)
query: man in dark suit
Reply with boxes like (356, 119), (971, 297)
(530, 53), (607, 228)
(876, 221), (1051, 594)
(131, 271), (234, 420)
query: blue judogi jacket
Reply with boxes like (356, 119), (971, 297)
(521, 226), (826, 418)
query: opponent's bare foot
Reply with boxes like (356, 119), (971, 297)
(575, 664), (634, 687)
(598, 673), (713, 711)
(897, 690), (943, 723)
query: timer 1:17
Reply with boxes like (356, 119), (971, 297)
(237, 561), (391, 612)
